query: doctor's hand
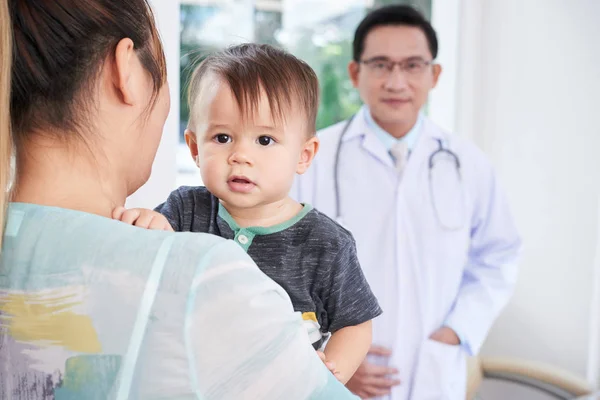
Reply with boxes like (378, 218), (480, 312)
(346, 345), (401, 399)
(429, 326), (461, 346)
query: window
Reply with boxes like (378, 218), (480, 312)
(177, 0), (431, 186)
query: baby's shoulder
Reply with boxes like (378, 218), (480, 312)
(299, 208), (356, 253)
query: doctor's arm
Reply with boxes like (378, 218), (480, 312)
(443, 163), (522, 356)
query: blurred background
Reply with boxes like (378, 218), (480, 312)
(127, 0), (600, 398)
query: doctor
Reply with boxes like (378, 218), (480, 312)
(292, 5), (521, 400)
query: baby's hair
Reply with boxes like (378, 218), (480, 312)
(187, 43), (319, 135)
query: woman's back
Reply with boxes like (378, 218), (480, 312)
(0, 203), (353, 399)
(0, 0), (357, 397)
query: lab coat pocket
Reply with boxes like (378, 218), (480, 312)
(410, 339), (467, 400)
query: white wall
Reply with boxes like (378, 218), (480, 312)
(428, 0), (461, 133)
(127, 0), (180, 208)
(456, 0), (600, 389)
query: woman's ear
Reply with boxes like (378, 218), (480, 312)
(297, 136), (320, 175)
(113, 38), (136, 106)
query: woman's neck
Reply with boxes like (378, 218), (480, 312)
(221, 197), (303, 228)
(12, 140), (127, 218)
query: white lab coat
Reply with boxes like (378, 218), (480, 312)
(291, 108), (521, 400)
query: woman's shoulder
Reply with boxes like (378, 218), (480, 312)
(3, 203), (236, 275)
(2, 202), (266, 310)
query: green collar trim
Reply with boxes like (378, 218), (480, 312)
(218, 203), (313, 235)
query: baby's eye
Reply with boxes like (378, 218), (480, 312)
(214, 134), (231, 144)
(257, 136), (274, 146)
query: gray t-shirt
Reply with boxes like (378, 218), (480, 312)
(156, 186), (382, 349)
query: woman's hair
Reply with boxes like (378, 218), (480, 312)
(0, 0), (12, 251)
(10, 0), (167, 143)
(1, 0), (167, 250)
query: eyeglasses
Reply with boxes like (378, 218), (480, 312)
(360, 57), (433, 78)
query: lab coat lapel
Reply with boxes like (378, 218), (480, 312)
(361, 134), (395, 169)
(395, 118), (447, 312)
(401, 118), (445, 186)
(347, 108), (395, 169)
(389, 119), (450, 397)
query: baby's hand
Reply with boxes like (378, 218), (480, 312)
(112, 207), (174, 231)
(316, 351), (342, 381)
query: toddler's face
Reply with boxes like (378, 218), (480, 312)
(187, 79), (316, 210)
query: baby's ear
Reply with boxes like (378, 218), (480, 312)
(297, 136), (320, 175)
(185, 129), (199, 165)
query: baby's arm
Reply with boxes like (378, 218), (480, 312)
(319, 231), (382, 384)
(324, 321), (372, 384)
(112, 207), (174, 231)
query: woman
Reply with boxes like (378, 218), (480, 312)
(0, 1), (356, 398)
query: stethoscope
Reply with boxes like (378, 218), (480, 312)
(333, 114), (466, 231)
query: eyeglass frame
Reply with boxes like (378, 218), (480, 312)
(358, 56), (435, 78)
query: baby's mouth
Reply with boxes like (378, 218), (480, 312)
(227, 176), (256, 193)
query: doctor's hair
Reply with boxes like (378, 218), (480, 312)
(187, 43), (319, 135)
(1, 0), (11, 250)
(353, 4), (438, 61)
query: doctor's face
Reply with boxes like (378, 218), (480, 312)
(349, 25), (441, 135)
(185, 79), (318, 211)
